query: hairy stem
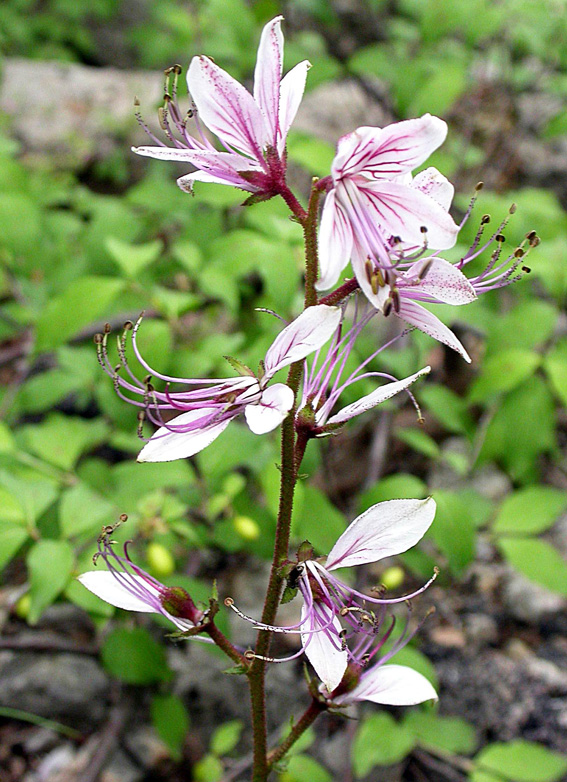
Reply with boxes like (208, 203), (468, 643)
(266, 699), (326, 770)
(318, 276), (359, 306)
(206, 622), (245, 666)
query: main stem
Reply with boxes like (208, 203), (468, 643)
(248, 181), (320, 781)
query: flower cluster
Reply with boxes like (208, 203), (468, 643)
(81, 14), (537, 715)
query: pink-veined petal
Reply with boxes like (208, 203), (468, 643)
(301, 602), (348, 692)
(335, 664), (438, 706)
(277, 60), (311, 154)
(334, 115), (448, 180)
(188, 56), (269, 160)
(325, 367), (431, 425)
(358, 180), (459, 250)
(138, 409), (231, 462)
(350, 241), (392, 311)
(264, 305), (342, 377)
(316, 188), (354, 291)
(412, 167), (454, 210)
(244, 383), (294, 434)
(77, 572), (159, 613)
(402, 258), (476, 305)
(254, 16), (284, 147)
(177, 169), (257, 193)
(133, 145), (206, 162)
(325, 497), (436, 570)
(397, 298), (471, 362)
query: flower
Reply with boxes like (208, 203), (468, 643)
(78, 518), (205, 633)
(95, 305), (341, 462)
(226, 497), (437, 692)
(133, 16), (310, 197)
(297, 297), (430, 434)
(328, 662), (437, 708)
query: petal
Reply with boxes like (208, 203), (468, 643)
(325, 497), (436, 570)
(350, 241), (391, 311)
(264, 305), (342, 377)
(133, 145), (206, 161)
(325, 367), (431, 425)
(397, 298), (471, 363)
(402, 258), (476, 305)
(77, 572), (159, 613)
(335, 115), (448, 179)
(335, 664), (438, 706)
(301, 602), (348, 692)
(277, 60), (311, 154)
(412, 166), (454, 211)
(177, 169), (257, 193)
(188, 56), (269, 160)
(358, 180), (459, 250)
(316, 188), (354, 291)
(138, 409), (231, 462)
(244, 383), (294, 434)
(254, 16), (284, 147)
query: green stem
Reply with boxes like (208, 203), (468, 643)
(206, 622), (245, 666)
(266, 699), (326, 770)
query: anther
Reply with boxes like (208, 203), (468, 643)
(365, 258), (374, 284)
(420, 225), (428, 234)
(522, 266), (531, 273)
(93, 333), (103, 345)
(244, 650), (256, 661)
(526, 230), (537, 241)
(495, 234), (506, 243)
(481, 214), (491, 225)
(509, 203), (517, 214)
(514, 248), (524, 258)
(383, 298), (393, 317)
(134, 96), (140, 107)
(119, 513), (128, 523)
(123, 320), (133, 331)
(417, 258), (433, 281)
(224, 597), (234, 607)
(529, 235), (540, 247)
(475, 181), (484, 191)
(339, 607), (349, 616)
(104, 323), (111, 334)
(391, 288), (401, 314)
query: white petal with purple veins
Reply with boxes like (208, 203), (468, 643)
(325, 497), (436, 570)
(325, 367), (431, 425)
(300, 602), (348, 692)
(277, 60), (311, 154)
(78, 572), (159, 612)
(316, 188), (354, 291)
(244, 383), (294, 434)
(254, 16), (284, 146)
(264, 306), (341, 377)
(397, 299), (471, 362)
(334, 664), (438, 706)
(402, 258), (476, 305)
(412, 167), (454, 210)
(138, 409), (231, 462)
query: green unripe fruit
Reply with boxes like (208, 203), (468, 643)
(15, 593), (31, 620)
(381, 565), (405, 591)
(233, 515), (260, 541)
(146, 542), (175, 578)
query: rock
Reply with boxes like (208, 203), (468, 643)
(463, 613), (498, 646)
(503, 569), (565, 623)
(123, 725), (171, 769)
(0, 651), (110, 728)
(23, 744), (75, 782)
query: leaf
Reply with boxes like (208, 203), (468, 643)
(475, 740), (567, 782)
(358, 474), (427, 514)
(468, 350), (541, 403)
(493, 487), (567, 536)
(27, 540), (74, 624)
(285, 755), (332, 782)
(292, 486), (346, 556)
(498, 539), (567, 596)
(396, 428), (440, 459)
(35, 276), (124, 352)
(21, 414), (109, 471)
(192, 754), (223, 782)
(486, 301), (558, 354)
(0, 422), (15, 453)
(0, 525), (29, 571)
(151, 694), (189, 761)
(65, 579), (114, 617)
(429, 490), (476, 576)
(420, 384), (474, 435)
(59, 483), (116, 538)
(0, 471), (58, 525)
(101, 627), (170, 685)
(105, 237), (162, 278)
(210, 720), (243, 756)
(352, 712), (415, 777)
(403, 712), (477, 755)
(544, 338), (567, 406)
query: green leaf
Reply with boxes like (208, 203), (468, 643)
(0, 422), (15, 453)
(0, 525), (29, 571)
(35, 276), (124, 352)
(0, 487), (26, 524)
(475, 740), (567, 782)
(0, 471), (58, 525)
(352, 713), (415, 777)
(65, 578), (114, 617)
(101, 627), (170, 685)
(404, 712), (477, 755)
(396, 427), (440, 459)
(20, 414), (109, 471)
(468, 350), (541, 403)
(193, 754), (223, 782)
(292, 486), (346, 556)
(429, 490), (476, 576)
(420, 384), (474, 435)
(286, 132), (336, 177)
(59, 483), (116, 538)
(27, 540), (74, 624)
(493, 487), (567, 536)
(486, 301), (558, 354)
(210, 720), (243, 756)
(544, 338), (567, 406)
(358, 474), (427, 514)
(498, 539), (567, 596)
(151, 694), (189, 761)
(285, 755), (332, 782)
(105, 237), (162, 278)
